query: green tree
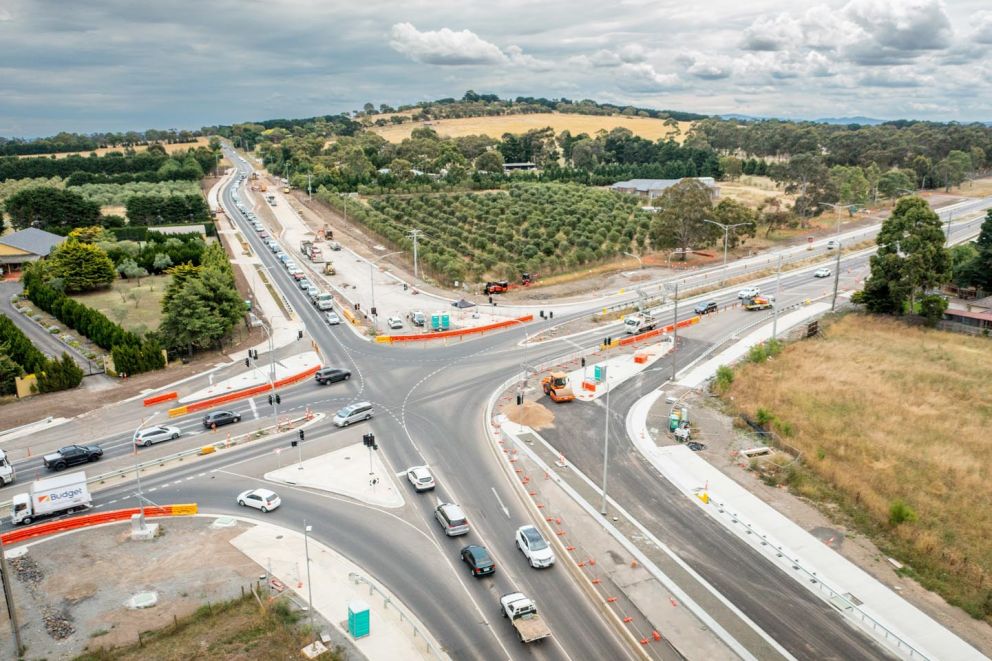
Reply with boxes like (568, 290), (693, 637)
(68, 225), (115, 243)
(649, 179), (719, 259)
(5, 186), (101, 231)
(935, 150), (972, 191)
(958, 210), (992, 290)
(769, 154), (835, 223)
(116, 257), (148, 283)
(712, 198), (758, 248)
(829, 165), (869, 205)
(860, 196), (950, 314)
(878, 169), (916, 199)
(474, 150), (504, 173)
(719, 156), (743, 181)
(47, 240), (116, 293)
(0, 353), (23, 396)
(152, 252), (173, 272)
(36, 353), (83, 393)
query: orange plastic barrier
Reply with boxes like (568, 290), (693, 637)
(582, 381), (597, 392)
(618, 316), (701, 346)
(384, 315), (533, 343)
(168, 365), (320, 416)
(634, 354), (648, 364)
(143, 391), (178, 407)
(0, 503), (198, 545)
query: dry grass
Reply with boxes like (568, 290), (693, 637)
(73, 274), (169, 333)
(20, 137), (211, 159)
(725, 314), (992, 620)
(370, 114), (693, 143)
(718, 175), (796, 210)
(955, 176), (992, 198)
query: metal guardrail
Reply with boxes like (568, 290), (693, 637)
(347, 572), (447, 660)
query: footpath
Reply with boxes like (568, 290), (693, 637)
(230, 519), (445, 661)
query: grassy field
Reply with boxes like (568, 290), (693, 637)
(76, 593), (336, 661)
(370, 113), (693, 143)
(723, 314), (992, 621)
(73, 274), (169, 333)
(718, 175), (796, 209)
(19, 136), (211, 159)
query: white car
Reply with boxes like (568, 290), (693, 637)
(406, 466), (435, 492)
(814, 267), (832, 278)
(738, 287), (760, 299)
(324, 311), (341, 325)
(386, 316), (403, 330)
(133, 425), (182, 447)
(826, 240), (838, 250)
(516, 525), (555, 568)
(236, 488), (281, 513)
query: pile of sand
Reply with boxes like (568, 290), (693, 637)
(504, 401), (555, 430)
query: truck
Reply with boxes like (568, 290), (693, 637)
(744, 296), (773, 311)
(300, 240), (313, 257)
(309, 246), (324, 263)
(43, 444), (103, 471)
(623, 311), (657, 335)
(315, 293), (335, 311)
(499, 592), (551, 643)
(0, 448), (14, 486)
(11, 471), (92, 525)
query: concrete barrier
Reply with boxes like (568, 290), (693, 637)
(382, 315), (533, 343)
(167, 365), (320, 417)
(0, 503), (198, 545)
(143, 391), (178, 407)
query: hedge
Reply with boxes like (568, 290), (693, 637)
(0, 315), (82, 393)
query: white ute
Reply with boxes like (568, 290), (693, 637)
(499, 592), (551, 643)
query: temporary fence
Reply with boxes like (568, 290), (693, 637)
(166, 365), (320, 416)
(1, 503), (197, 545)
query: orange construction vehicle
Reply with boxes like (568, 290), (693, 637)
(541, 372), (575, 403)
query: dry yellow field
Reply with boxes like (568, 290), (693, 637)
(19, 136), (211, 159)
(718, 175), (795, 209)
(370, 114), (693, 143)
(725, 314), (992, 620)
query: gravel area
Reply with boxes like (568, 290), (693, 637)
(0, 517), (263, 660)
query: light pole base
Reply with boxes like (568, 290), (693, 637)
(130, 514), (158, 541)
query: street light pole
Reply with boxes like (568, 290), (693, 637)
(771, 255), (783, 341)
(702, 219), (751, 267)
(368, 251), (403, 331)
(303, 522), (314, 635)
(599, 365), (610, 515)
(249, 314), (278, 426)
(831, 241), (842, 311)
(670, 282), (679, 380)
(623, 251), (643, 270)
(132, 411), (161, 528)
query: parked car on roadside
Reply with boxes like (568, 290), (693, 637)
(386, 316), (403, 330)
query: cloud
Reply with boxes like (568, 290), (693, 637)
(389, 23), (506, 65)
(972, 11), (992, 44)
(589, 49), (623, 68)
(504, 45), (554, 72)
(615, 62), (683, 92)
(618, 44), (648, 63)
(740, 15), (802, 51)
(857, 69), (930, 88)
(843, 0), (952, 51)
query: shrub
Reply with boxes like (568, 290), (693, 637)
(713, 365), (734, 392)
(889, 499), (917, 526)
(754, 408), (776, 428)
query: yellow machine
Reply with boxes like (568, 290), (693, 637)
(541, 372), (575, 403)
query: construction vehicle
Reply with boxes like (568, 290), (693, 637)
(282, 186), (290, 193)
(521, 272), (537, 286)
(484, 280), (510, 295)
(541, 372), (574, 403)
(623, 311), (657, 335)
(499, 592), (551, 644)
(300, 240), (313, 257)
(744, 296), (773, 311)
(309, 246), (324, 263)
(322, 263), (336, 277)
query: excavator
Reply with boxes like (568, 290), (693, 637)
(541, 372), (575, 403)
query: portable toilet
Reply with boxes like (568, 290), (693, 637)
(593, 365), (603, 382)
(440, 313), (450, 330)
(348, 600), (370, 639)
(668, 408), (682, 432)
(431, 313), (440, 330)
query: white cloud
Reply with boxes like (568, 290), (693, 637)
(504, 45), (554, 72)
(843, 0), (952, 51)
(618, 44), (648, 63)
(615, 62), (683, 92)
(740, 14), (802, 51)
(857, 69), (932, 88)
(389, 23), (506, 66)
(972, 11), (992, 44)
(589, 49), (623, 67)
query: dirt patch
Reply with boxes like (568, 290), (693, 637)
(0, 518), (264, 659)
(505, 401), (555, 430)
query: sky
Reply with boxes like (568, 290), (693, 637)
(1, 0), (991, 137)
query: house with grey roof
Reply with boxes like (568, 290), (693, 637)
(0, 228), (66, 275)
(610, 177), (720, 200)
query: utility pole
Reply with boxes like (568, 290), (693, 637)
(771, 255), (783, 340)
(408, 229), (423, 279)
(0, 534), (23, 658)
(600, 365), (610, 515)
(307, 173), (313, 202)
(831, 241), (842, 311)
(303, 522), (314, 635)
(670, 283), (679, 381)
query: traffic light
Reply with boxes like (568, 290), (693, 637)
(245, 357), (250, 367)
(268, 394), (273, 405)
(370, 306), (377, 317)
(363, 433), (376, 449)
(251, 349), (259, 360)
(298, 429), (305, 442)
(275, 394), (281, 404)
(297, 330), (304, 340)
(516, 392), (523, 406)
(291, 439), (298, 448)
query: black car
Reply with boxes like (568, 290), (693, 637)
(694, 301), (719, 315)
(461, 545), (496, 577)
(43, 444), (103, 471)
(203, 410), (242, 428)
(315, 367), (351, 385)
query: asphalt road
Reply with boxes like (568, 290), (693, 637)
(5, 153), (988, 660)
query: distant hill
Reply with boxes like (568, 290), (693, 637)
(813, 116), (886, 125)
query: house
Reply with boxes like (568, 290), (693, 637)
(941, 307), (992, 336)
(0, 228), (66, 276)
(503, 162), (537, 173)
(610, 177), (720, 200)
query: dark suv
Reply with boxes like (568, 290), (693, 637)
(694, 301), (719, 315)
(203, 410), (242, 428)
(315, 367), (351, 385)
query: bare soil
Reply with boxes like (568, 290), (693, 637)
(505, 401), (555, 430)
(0, 518), (264, 660)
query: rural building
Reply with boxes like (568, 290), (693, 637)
(503, 162), (537, 173)
(610, 177), (720, 200)
(0, 228), (66, 277)
(941, 307), (992, 335)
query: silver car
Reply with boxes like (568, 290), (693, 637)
(324, 311), (341, 325)
(133, 425), (182, 447)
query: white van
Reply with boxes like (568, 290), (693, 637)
(333, 402), (373, 427)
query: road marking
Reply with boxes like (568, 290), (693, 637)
(491, 487), (510, 518)
(248, 398), (258, 419)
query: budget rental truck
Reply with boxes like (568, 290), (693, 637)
(11, 471), (92, 525)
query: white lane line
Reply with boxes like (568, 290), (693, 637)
(491, 487), (510, 518)
(248, 398), (259, 419)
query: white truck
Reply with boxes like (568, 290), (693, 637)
(499, 592), (551, 644)
(623, 311), (657, 335)
(0, 448), (14, 486)
(315, 293), (335, 311)
(11, 471), (92, 525)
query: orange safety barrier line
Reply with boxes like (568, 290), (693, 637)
(174, 366), (321, 415)
(618, 315), (700, 346)
(143, 391), (178, 407)
(0, 504), (196, 545)
(384, 315), (533, 343)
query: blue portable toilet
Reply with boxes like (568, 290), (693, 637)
(431, 313), (440, 330)
(348, 600), (370, 639)
(440, 313), (450, 330)
(593, 365), (603, 382)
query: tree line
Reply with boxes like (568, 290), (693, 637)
(0, 130), (204, 157)
(0, 144), (218, 183)
(0, 315), (83, 395)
